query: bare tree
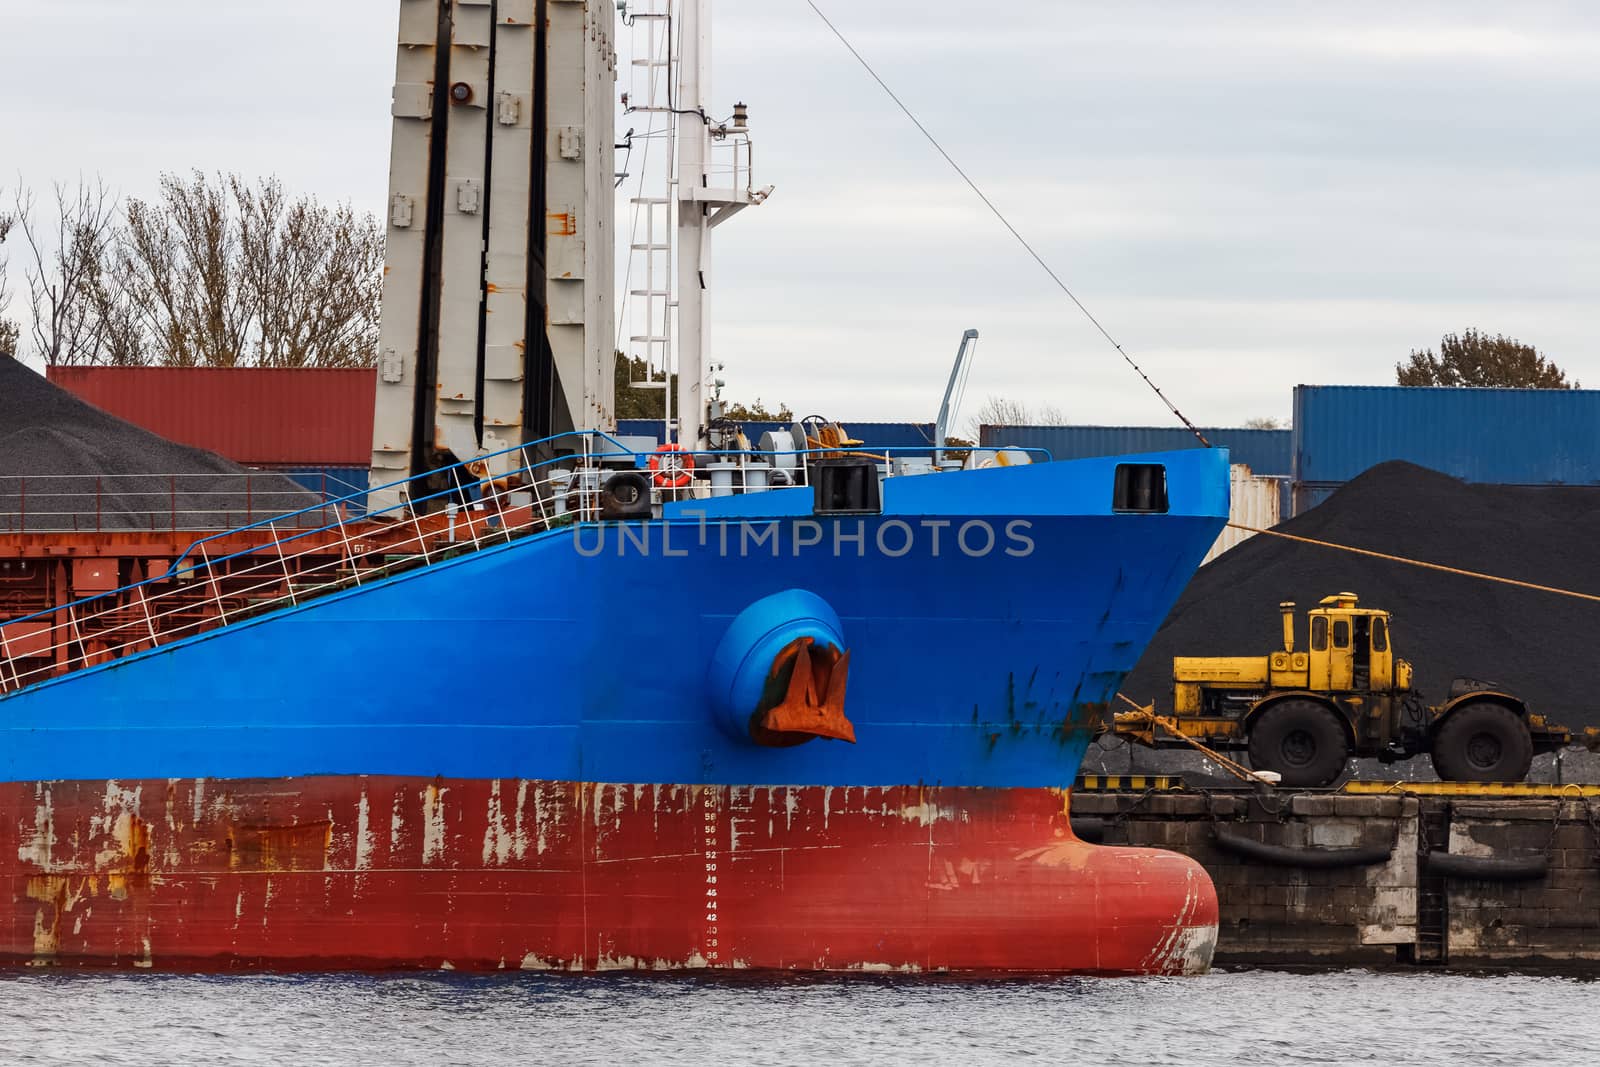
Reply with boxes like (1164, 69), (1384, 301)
(232, 176), (382, 368)
(119, 171), (251, 367)
(3, 173), (381, 369)
(1241, 416), (1285, 430)
(117, 171), (381, 368)
(967, 394), (1067, 438)
(0, 199), (17, 358)
(13, 178), (129, 366)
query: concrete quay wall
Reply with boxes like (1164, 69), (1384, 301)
(1073, 790), (1600, 969)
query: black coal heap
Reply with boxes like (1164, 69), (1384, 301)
(0, 357), (318, 532)
(1122, 460), (1600, 728)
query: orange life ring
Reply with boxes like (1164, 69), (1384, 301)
(648, 443), (695, 488)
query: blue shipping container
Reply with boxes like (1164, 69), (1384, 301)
(280, 466), (370, 516)
(1292, 386), (1600, 504)
(978, 425), (1292, 476)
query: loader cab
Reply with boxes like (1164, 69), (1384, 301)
(1305, 594), (1393, 693)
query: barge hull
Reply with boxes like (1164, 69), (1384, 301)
(5, 777), (1216, 975)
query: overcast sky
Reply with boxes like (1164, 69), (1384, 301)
(3, 1), (1599, 428)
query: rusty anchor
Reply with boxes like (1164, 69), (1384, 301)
(750, 636), (856, 746)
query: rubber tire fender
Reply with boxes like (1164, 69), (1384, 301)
(1247, 699), (1351, 788)
(1431, 701), (1534, 783)
(1423, 850), (1548, 881)
(598, 471), (653, 520)
(1213, 826), (1394, 869)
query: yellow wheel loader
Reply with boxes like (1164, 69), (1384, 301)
(1112, 593), (1579, 788)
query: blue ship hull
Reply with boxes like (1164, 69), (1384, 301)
(0, 450), (1226, 785)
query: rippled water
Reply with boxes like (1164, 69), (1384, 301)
(2, 969), (1594, 1066)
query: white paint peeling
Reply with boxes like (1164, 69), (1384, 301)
(98, 780), (142, 823)
(17, 787), (55, 870)
(354, 791), (374, 872)
(513, 780), (530, 860)
(534, 784), (549, 857)
(483, 780), (513, 867)
(192, 778), (205, 826)
(89, 782), (145, 871)
(897, 801), (955, 827)
(421, 785), (449, 866)
(926, 859), (959, 892)
(1165, 922), (1217, 975)
(31, 907), (56, 959)
(163, 782), (184, 869)
(92, 812), (138, 873)
(389, 790), (405, 853)
(262, 878), (274, 927)
(1140, 868), (1218, 975)
(849, 961), (923, 973)
(135, 937), (153, 969)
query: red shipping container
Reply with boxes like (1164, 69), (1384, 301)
(46, 367), (377, 467)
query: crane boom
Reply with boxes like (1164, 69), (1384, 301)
(934, 329), (978, 467)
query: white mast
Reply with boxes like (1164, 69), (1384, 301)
(671, 0), (769, 449)
(674, 2), (710, 450)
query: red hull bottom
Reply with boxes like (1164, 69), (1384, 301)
(2, 778), (1217, 975)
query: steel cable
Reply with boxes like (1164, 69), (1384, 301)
(802, 0), (1211, 446)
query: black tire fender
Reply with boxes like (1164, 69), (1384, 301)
(1423, 850), (1548, 881)
(598, 471), (653, 521)
(1213, 826), (1394, 869)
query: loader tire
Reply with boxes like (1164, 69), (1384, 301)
(1248, 700), (1350, 788)
(1432, 702), (1533, 783)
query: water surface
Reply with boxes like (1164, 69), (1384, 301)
(1, 969), (1593, 1066)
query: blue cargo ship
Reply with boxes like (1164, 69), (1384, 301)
(0, 0), (1229, 973)
(0, 437), (1227, 971)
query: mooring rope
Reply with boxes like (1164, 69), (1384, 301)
(1112, 692), (1258, 782)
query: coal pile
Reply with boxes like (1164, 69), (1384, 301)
(0, 357), (319, 532)
(1120, 460), (1600, 733)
